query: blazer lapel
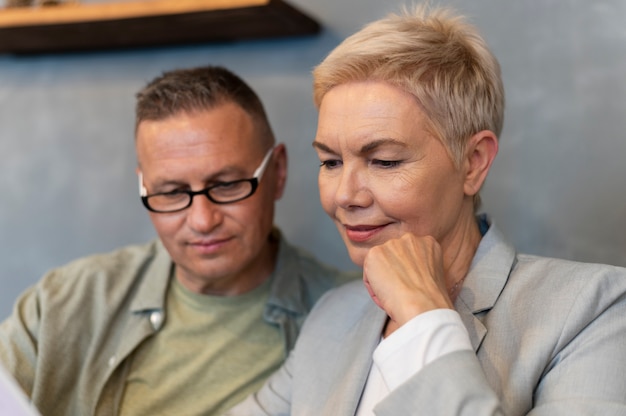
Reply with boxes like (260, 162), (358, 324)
(455, 222), (517, 352)
(456, 299), (487, 351)
(322, 301), (388, 416)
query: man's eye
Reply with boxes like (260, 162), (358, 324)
(320, 160), (342, 169)
(211, 181), (248, 196)
(161, 189), (187, 197)
(153, 190), (188, 202)
(213, 182), (238, 190)
(373, 159), (401, 168)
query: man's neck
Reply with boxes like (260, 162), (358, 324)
(175, 234), (280, 297)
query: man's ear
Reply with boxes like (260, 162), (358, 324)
(272, 143), (288, 200)
(463, 130), (498, 197)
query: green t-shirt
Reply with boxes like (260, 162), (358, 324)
(119, 275), (283, 416)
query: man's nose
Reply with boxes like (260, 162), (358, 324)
(186, 193), (223, 233)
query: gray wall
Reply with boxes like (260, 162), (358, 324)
(1, 0), (625, 319)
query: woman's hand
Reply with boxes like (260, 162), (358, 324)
(362, 233), (454, 327)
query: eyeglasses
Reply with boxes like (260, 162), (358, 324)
(139, 146), (275, 213)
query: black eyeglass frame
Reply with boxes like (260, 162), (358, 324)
(138, 146), (275, 213)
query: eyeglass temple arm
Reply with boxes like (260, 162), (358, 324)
(138, 145), (275, 197)
(253, 146), (276, 178)
(138, 172), (147, 197)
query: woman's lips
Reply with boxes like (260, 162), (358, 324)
(343, 224), (388, 243)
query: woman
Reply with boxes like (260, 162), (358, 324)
(228, 5), (626, 415)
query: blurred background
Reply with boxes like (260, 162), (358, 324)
(1, 0), (625, 319)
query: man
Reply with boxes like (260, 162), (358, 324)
(0, 65), (354, 415)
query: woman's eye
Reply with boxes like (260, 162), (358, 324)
(320, 160), (342, 169)
(373, 159), (401, 168)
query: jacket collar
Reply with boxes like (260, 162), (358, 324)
(129, 239), (173, 313)
(455, 216), (517, 351)
(128, 230), (309, 317)
(264, 228), (312, 317)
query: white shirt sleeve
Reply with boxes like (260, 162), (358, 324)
(357, 308), (473, 415)
(374, 308), (473, 392)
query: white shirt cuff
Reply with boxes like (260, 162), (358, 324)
(372, 309), (472, 392)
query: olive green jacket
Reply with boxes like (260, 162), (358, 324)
(0, 231), (355, 416)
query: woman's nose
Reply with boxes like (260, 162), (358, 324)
(334, 167), (371, 209)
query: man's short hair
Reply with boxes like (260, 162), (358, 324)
(135, 65), (275, 145)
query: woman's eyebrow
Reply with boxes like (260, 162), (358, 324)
(312, 137), (408, 154)
(312, 141), (334, 153)
(360, 138), (407, 154)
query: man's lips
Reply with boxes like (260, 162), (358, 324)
(187, 237), (232, 253)
(343, 224), (389, 243)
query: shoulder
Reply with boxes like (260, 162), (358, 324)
(512, 253), (626, 297)
(34, 240), (166, 307)
(316, 279), (369, 307)
(1, 240), (168, 355)
(302, 280), (372, 330)
(475, 218), (626, 309)
(496, 253), (626, 339)
(275, 232), (360, 298)
(478, 254), (626, 410)
(65, 239), (161, 268)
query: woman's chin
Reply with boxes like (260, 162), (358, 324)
(347, 248), (367, 268)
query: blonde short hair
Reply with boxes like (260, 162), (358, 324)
(313, 5), (504, 167)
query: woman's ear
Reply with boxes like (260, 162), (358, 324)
(463, 130), (499, 197)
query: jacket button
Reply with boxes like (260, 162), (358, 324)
(150, 311), (164, 331)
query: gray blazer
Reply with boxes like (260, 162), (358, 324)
(229, 223), (626, 415)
